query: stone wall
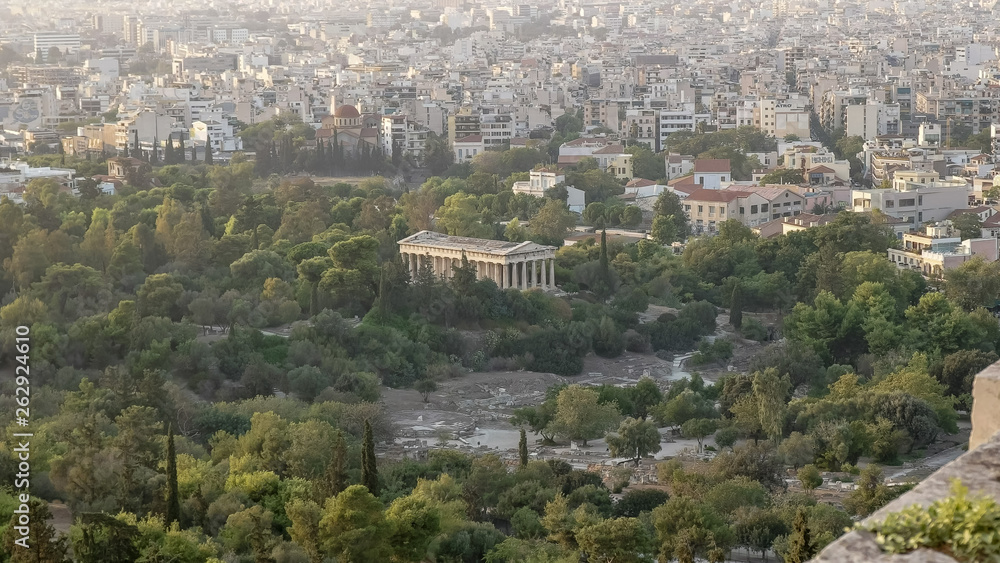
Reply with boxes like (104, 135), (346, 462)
(969, 361), (1000, 450)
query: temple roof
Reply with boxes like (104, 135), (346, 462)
(398, 230), (555, 256)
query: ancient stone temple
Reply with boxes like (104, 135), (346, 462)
(398, 230), (557, 290)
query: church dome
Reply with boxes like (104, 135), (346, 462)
(333, 105), (360, 118)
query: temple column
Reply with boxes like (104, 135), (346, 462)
(549, 258), (556, 289)
(410, 253), (418, 279)
(519, 261), (527, 290)
(541, 258), (548, 289)
(531, 259), (537, 288)
(507, 263), (513, 289)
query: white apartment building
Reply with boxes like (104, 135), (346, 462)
(381, 115), (429, 164)
(756, 99), (810, 140)
(191, 120), (242, 153)
(34, 33), (81, 61)
(851, 171), (971, 226)
(511, 168), (586, 213)
(453, 134), (484, 162)
(658, 104), (712, 151)
(480, 113), (513, 147)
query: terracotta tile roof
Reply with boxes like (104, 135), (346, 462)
(693, 159), (731, 173)
(685, 188), (751, 202)
(626, 178), (657, 187)
(455, 134), (483, 143)
(668, 173), (697, 186)
(809, 165), (835, 174)
(592, 144), (627, 154)
(983, 213), (1000, 227)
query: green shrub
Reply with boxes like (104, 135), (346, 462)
(740, 317), (768, 341)
(861, 479), (1000, 562)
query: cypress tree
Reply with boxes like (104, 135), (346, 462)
(191, 143), (197, 162)
(163, 135), (173, 164)
(318, 430), (348, 500)
(518, 428), (528, 468)
(730, 283), (744, 329)
(786, 508), (815, 563)
(204, 143), (213, 165)
(165, 424), (181, 526)
(314, 138), (324, 174)
(254, 141), (270, 177)
(600, 228), (609, 268)
(361, 420), (378, 496)
(133, 130), (140, 157)
(150, 137), (159, 165)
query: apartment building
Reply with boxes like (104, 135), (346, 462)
(511, 168), (585, 213)
(33, 33), (81, 61)
(851, 171), (971, 226)
(381, 115), (429, 164)
(888, 223), (1000, 277)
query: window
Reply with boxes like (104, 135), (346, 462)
(709, 206), (715, 215)
(698, 176), (704, 184)
(885, 200), (894, 208)
(761, 204), (769, 212)
(900, 198), (915, 207)
(918, 195), (923, 205)
(918, 212), (923, 222)
(685, 204), (691, 211)
(697, 205), (703, 213)
(739, 207), (745, 214)
(751, 205), (759, 214)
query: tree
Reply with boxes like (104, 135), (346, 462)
(844, 464), (895, 517)
(653, 389), (716, 428)
(779, 432), (816, 469)
(714, 426), (739, 450)
(204, 143), (213, 165)
(621, 205), (643, 228)
(629, 377), (663, 421)
(650, 193), (688, 243)
(436, 193), (493, 238)
(606, 417), (662, 466)
(785, 508), (816, 563)
(529, 199), (577, 244)
(361, 420), (379, 496)
(576, 517), (655, 563)
(319, 485), (390, 563)
(952, 213), (983, 240)
(944, 256), (1000, 311)
(797, 465), (823, 493)
(592, 316), (624, 358)
(730, 283), (744, 329)
(385, 495), (442, 562)
(287, 499), (323, 563)
(626, 145), (666, 180)
(504, 217), (527, 242)
(165, 424), (181, 526)
(316, 431), (349, 500)
(69, 514), (140, 563)
(519, 428), (529, 468)
(758, 168), (805, 185)
(681, 418), (718, 453)
(415, 379), (438, 402)
(2, 499), (70, 562)
(549, 385), (621, 446)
